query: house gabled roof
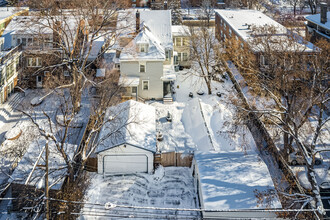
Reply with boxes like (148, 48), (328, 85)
(120, 26), (166, 61)
(2, 15), (85, 49)
(140, 10), (173, 49)
(95, 100), (156, 153)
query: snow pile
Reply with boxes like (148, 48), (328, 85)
(81, 166), (198, 219)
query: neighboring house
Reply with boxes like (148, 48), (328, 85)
(95, 100), (156, 175)
(188, 0), (228, 8)
(0, 37), (22, 104)
(2, 15), (102, 89)
(0, 7), (29, 36)
(305, 3), (330, 42)
(215, 9), (316, 68)
(118, 10), (176, 101)
(172, 25), (191, 68)
(192, 151), (282, 219)
(126, 0), (180, 9)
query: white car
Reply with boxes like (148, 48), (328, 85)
(288, 152), (322, 166)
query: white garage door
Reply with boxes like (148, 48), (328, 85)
(103, 155), (148, 174)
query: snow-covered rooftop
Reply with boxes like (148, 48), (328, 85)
(305, 12), (330, 30)
(86, 36), (105, 61)
(2, 15), (83, 49)
(195, 151), (282, 210)
(9, 139), (76, 190)
(172, 25), (190, 37)
(215, 9), (315, 52)
(115, 9), (172, 49)
(140, 10), (172, 49)
(96, 100), (156, 153)
(120, 27), (166, 61)
(0, 7), (28, 22)
(215, 9), (286, 40)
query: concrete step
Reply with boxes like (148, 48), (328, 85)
(6, 93), (23, 111)
(163, 97), (173, 104)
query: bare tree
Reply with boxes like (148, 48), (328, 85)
(188, 25), (224, 95)
(224, 26), (329, 217)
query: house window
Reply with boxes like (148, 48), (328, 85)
(229, 29), (232, 37)
(139, 44), (148, 53)
(142, 80), (149, 90)
(260, 55), (269, 66)
(22, 38), (26, 46)
(175, 37), (183, 46)
(139, 62), (146, 72)
(28, 38), (33, 46)
(177, 52), (182, 62)
(17, 39), (21, 46)
(27, 57), (42, 67)
(182, 53), (188, 61)
(132, 86), (137, 94)
(165, 50), (171, 61)
(63, 70), (70, 77)
(6, 63), (14, 79)
(183, 38), (189, 46)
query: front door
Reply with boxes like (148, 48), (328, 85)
(36, 76), (42, 88)
(163, 81), (171, 97)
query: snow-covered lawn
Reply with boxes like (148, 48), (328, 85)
(81, 68), (282, 215)
(80, 166), (199, 219)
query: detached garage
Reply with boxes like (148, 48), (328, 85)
(95, 100), (156, 175)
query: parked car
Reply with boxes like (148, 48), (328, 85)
(288, 151), (322, 166)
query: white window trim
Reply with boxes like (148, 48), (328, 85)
(27, 57), (42, 67)
(142, 80), (149, 91)
(139, 62), (146, 73)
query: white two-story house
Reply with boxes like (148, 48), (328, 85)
(118, 10), (175, 102)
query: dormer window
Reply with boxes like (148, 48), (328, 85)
(139, 43), (149, 53)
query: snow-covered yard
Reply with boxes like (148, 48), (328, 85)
(81, 68), (282, 217)
(80, 166), (199, 219)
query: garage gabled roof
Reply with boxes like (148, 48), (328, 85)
(95, 100), (156, 153)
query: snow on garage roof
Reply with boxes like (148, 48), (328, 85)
(305, 12), (330, 30)
(9, 139), (76, 190)
(195, 151), (282, 210)
(96, 100), (156, 153)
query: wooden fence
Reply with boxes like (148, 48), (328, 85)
(155, 152), (193, 167)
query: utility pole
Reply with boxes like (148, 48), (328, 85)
(45, 140), (49, 220)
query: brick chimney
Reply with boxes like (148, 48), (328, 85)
(164, 1), (168, 10)
(320, 2), (327, 24)
(136, 10), (140, 33)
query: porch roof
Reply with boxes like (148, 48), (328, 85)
(119, 76), (140, 87)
